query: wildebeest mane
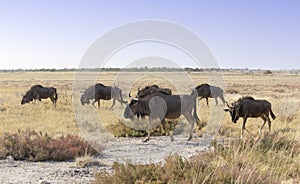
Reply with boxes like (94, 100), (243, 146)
(195, 83), (210, 89)
(30, 84), (44, 89)
(238, 96), (255, 101)
(138, 85), (171, 99)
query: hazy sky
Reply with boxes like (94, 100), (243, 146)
(0, 0), (299, 70)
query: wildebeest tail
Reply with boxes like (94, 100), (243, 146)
(119, 90), (127, 104)
(53, 89), (58, 101)
(270, 108), (276, 120)
(193, 98), (200, 125)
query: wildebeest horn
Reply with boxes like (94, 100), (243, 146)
(128, 91), (132, 97)
(80, 90), (85, 94)
(225, 101), (231, 108)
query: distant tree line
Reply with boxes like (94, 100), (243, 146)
(0, 67), (230, 72)
(0, 67), (298, 73)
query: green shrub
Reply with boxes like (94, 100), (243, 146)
(0, 129), (99, 161)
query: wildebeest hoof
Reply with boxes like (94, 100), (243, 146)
(143, 137), (149, 142)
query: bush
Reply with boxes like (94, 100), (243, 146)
(263, 70), (273, 74)
(0, 129), (99, 161)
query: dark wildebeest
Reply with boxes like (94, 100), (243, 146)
(192, 83), (226, 107)
(21, 85), (58, 106)
(133, 85), (175, 137)
(124, 90), (200, 142)
(224, 96), (276, 138)
(80, 83), (127, 109)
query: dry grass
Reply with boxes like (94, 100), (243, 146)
(0, 70), (299, 138)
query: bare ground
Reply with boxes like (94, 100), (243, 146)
(0, 135), (209, 184)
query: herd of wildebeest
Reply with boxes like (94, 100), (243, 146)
(20, 83), (276, 141)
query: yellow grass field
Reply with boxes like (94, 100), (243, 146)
(0, 70), (299, 140)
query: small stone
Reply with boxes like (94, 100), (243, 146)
(6, 155), (14, 163)
(39, 180), (51, 184)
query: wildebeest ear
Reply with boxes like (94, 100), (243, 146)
(224, 109), (230, 112)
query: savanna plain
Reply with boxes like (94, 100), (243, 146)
(0, 70), (299, 183)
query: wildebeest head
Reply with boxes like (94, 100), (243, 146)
(21, 92), (33, 105)
(191, 88), (198, 98)
(123, 99), (137, 120)
(124, 99), (148, 120)
(80, 92), (90, 105)
(224, 102), (240, 123)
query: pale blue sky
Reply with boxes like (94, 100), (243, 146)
(0, 0), (299, 69)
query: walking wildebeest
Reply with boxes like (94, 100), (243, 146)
(80, 83), (127, 109)
(192, 83), (226, 107)
(224, 96), (276, 138)
(124, 91), (200, 142)
(21, 85), (58, 106)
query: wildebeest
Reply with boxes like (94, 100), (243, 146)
(80, 83), (127, 109)
(21, 85), (58, 106)
(224, 96), (276, 138)
(192, 83), (226, 107)
(124, 91), (200, 142)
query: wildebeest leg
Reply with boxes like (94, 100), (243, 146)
(241, 117), (247, 139)
(198, 97), (202, 106)
(267, 116), (272, 132)
(161, 119), (174, 142)
(219, 94), (226, 105)
(183, 113), (196, 141)
(143, 118), (152, 142)
(206, 97), (209, 107)
(215, 97), (218, 105)
(50, 96), (56, 107)
(92, 100), (98, 109)
(259, 116), (267, 133)
(241, 117), (255, 138)
(110, 98), (116, 109)
(117, 98), (126, 107)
